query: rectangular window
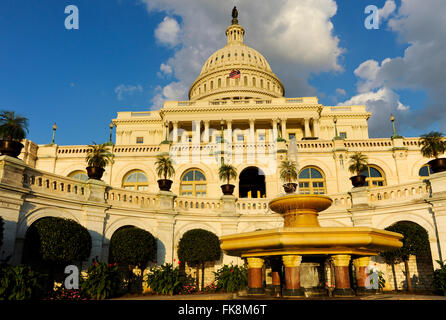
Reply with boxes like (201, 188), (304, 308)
(136, 137), (144, 144)
(340, 132), (347, 139)
(258, 134), (265, 141)
(215, 135), (222, 143)
(289, 133), (296, 140)
(237, 134), (244, 142)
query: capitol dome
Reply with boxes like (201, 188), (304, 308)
(188, 9), (285, 101)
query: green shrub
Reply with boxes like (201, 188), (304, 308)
(145, 263), (189, 295)
(80, 260), (121, 300)
(0, 265), (45, 300)
(23, 217), (92, 265)
(214, 263), (248, 293)
(0, 216), (3, 250)
(109, 227), (157, 268)
(433, 260), (446, 296)
(177, 229), (221, 290)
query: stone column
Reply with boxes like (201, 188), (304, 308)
(227, 120), (233, 143)
(282, 255), (304, 296)
(271, 118), (278, 142)
(314, 119), (320, 138)
(353, 256), (372, 295)
(172, 121), (178, 143)
(247, 257), (265, 294)
(331, 254), (355, 296)
(270, 257), (282, 296)
(192, 120), (201, 144)
(203, 120), (210, 143)
(304, 118), (311, 138)
(280, 118), (287, 140)
(249, 119), (255, 143)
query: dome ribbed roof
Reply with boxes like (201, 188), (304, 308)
(188, 11), (284, 101)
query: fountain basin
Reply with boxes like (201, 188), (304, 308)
(269, 194), (333, 227)
(220, 227), (403, 258)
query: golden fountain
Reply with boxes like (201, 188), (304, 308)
(219, 193), (403, 297)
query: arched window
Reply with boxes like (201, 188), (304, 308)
(122, 170), (149, 191)
(180, 169), (207, 197)
(68, 170), (88, 181)
(360, 165), (386, 187)
(419, 164), (432, 177)
(298, 167), (326, 194)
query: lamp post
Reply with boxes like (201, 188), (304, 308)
(333, 116), (341, 140)
(51, 123), (57, 144)
(109, 121), (114, 144)
(390, 114), (402, 139)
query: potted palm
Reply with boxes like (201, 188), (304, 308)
(420, 131), (446, 173)
(348, 152), (368, 187)
(218, 163), (237, 195)
(155, 154), (175, 191)
(279, 160), (298, 193)
(85, 142), (114, 180)
(0, 111), (29, 158)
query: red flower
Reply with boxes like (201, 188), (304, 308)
(231, 269), (234, 273)
(108, 264), (112, 268)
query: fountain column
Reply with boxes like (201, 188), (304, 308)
(332, 255), (355, 296)
(270, 258), (282, 296)
(247, 257), (264, 294)
(353, 256), (372, 295)
(282, 255), (304, 296)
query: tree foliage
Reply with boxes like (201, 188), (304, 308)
(348, 152), (369, 175)
(155, 154), (175, 179)
(420, 131), (446, 159)
(177, 229), (221, 266)
(23, 217), (92, 265)
(381, 221), (430, 264)
(0, 216), (4, 249)
(85, 142), (114, 168)
(218, 163), (237, 184)
(279, 160), (298, 183)
(109, 226), (157, 268)
(0, 110), (29, 141)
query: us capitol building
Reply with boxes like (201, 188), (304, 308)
(1, 9), (445, 291)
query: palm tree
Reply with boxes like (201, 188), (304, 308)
(420, 132), (446, 159)
(0, 111), (29, 141)
(85, 142), (114, 168)
(348, 152), (369, 187)
(155, 155), (175, 180)
(348, 152), (369, 176)
(420, 131), (446, 173)
(218, 163), (237, 185)
(279, 160), (298, 184)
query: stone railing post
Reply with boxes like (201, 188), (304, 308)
(220, 195), (237, 215)
(157, 190), (176, 211)
(349, 186), (373, 227)
(0, 155), (28, 265)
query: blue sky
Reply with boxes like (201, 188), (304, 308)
(0, 0), (444, 145)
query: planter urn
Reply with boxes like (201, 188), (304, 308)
(0, 140), (24, 158)
(350, 175), (367, 188)
(221, 184), (235, 195)
(86, 166), (105, 180)
(157, 179), (173, 191)
(283, 183), (298, 194)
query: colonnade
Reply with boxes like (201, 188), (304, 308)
(246, 254), (373, 297)
(166, 118), (321, 144)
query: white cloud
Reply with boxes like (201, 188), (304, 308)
(142, 0), (344, 102)
(379, 0), (396, 21)
(114, 84), (143, 100)
(336, 88), (346, 96)
(154, 16), (181, 47)
(152, 82), (187, 108)
(338, 87), (410, 137)
(160, 63), (172, 75)
(341, 0), (446, 136)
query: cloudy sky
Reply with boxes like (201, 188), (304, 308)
(1, 0), (445, 145)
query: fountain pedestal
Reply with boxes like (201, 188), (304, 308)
(219, 193), (404, 297)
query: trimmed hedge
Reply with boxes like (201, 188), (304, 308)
(177, 229), (221, 266)
(23, 217), (92, 265)
(0, 216), (3, 250)
(109, 226), (157, 267)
